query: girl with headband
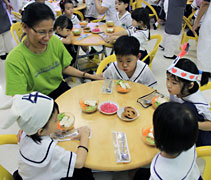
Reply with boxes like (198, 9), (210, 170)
(166, 44), (211, 146)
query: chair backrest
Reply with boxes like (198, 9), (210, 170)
(0, 134), (18, 180)
(134, 0), (160, 29)
(199, 82), (211, 110)
(183, 16), (198, 40)
(182, 10), (197, 32)
(74, 10), (84, 21)
(142, 34), (162, 69)
(10, 22), (25, 45)
(91, 15), (106, 23)
(12, 11), (22, 22)
(196, 146), (211, 180)
(96, 54), (116, 74)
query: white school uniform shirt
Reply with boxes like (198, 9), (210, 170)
(150, 146), (200, 180)
(103, 60), (157, 88)
(170, 90), (211, 120)
(101, 0), (120, 25)
(71, 14), (80, 26)
(127, 27), (149, 51)
(85, 0), (98, 18)
(18, 133), (77, 180)
(116, 11), (133, 30)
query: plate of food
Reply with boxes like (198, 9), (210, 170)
(106, 27), (115, 33)
(91, 27), (101, 34)
(83, 26), (91, 33)
(151, 96), (168, 109)
(142, 127), (155, 146)
(117, 106), (139, 121)
(106, 21), (114, 27)
(79, 21), (88, 28)
(116, 80), (131, 93)
(79, 99), (98, 113)
(98, 101), (119, 115)
(57, 112), (75, 132)
(72, 28), (81, 36)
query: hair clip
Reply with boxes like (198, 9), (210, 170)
(198, 70), (203, 74)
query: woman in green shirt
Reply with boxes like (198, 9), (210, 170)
(6, 2), (102, 99)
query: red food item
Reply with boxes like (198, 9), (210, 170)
(92, 28), (100, 32)
(100, 103), (118, 113)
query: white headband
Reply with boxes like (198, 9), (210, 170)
(167, 43), (201, 82)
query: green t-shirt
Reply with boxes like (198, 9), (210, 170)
(6, 35), (72, 96)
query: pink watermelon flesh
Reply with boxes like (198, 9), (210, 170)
(100, 103), (118, 113)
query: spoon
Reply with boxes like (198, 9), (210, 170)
(121, 133), (128, 160)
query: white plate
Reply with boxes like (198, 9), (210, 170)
(98, 101), (119, 115)
(117, 107), (139, 121)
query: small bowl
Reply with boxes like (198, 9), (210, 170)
(106, 21), (114, 27)
(79, 98), (98, 113)
(92, 27), (101, 34)
(55, 112), (75, 136)
(106, 27), (114, 33)
(142, 127), (155, 146)
(72, 28), (81, 36)
(98, 101), (119, 115)
(79, 21), (88, 28)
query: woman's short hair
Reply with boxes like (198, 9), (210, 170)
(22, 2), (55, 28)
(153, 102), (198, 155)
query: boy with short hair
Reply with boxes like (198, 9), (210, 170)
(115, 0), (132, 30)
(103, 36), (157, 88)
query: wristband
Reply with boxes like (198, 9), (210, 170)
(78, 145), (88, 152)
(82, 72), (86, 78)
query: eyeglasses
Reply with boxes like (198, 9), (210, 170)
(31, 26), (54, 37)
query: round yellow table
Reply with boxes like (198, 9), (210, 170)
(56, 80), (158, 171)
(71, 24), (124, 46)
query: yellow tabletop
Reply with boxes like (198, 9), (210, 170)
(56, 80), (159, 171)
(71, 24), (125, 46)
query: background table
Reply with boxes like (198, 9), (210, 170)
(56, 80), (159, 171)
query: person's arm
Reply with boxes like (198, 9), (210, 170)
(3, 0), (13, 11)
(193, 0), (210, 31)
(198, 120), (211, 131)
(73, 126), (90, 168)
(62, 66), (103, 80)
(61, 33), (72, 45)
(94, 0), (108, 14)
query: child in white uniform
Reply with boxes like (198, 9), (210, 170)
(115, 0), (132, 30)
(84, 0), (99, 21)
(103, 36), (157, 88)
(60, 0), (80, 26)
(134, 102), (201, 180)
(54, 15), (77, 65)
(166, 56), (211, 146)
(108, 8), (150, 64)
(0, 91), (93, 180)
(94, 0), (119, 25)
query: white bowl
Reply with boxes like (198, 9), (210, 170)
(98, 101), (119, 115)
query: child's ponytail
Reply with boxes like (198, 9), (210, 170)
(201, 72), (211, 86)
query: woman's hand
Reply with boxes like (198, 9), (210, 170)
(4, 0), (13, 12)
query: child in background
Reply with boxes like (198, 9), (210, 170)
(103, 36), (157, 88)
(115, 0), (133, 30)
(94, 0), (119, 25)
(135, 102), (201, 180)
(108, 8), (150, 64)
(60, 0), (80, 26)
(54, 15), (77, 65)
(166, 56), (211, 146)
(0, 91), (94, 180)
(84, 0), (99, 22)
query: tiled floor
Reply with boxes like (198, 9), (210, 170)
(0, 25), (210, 179)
